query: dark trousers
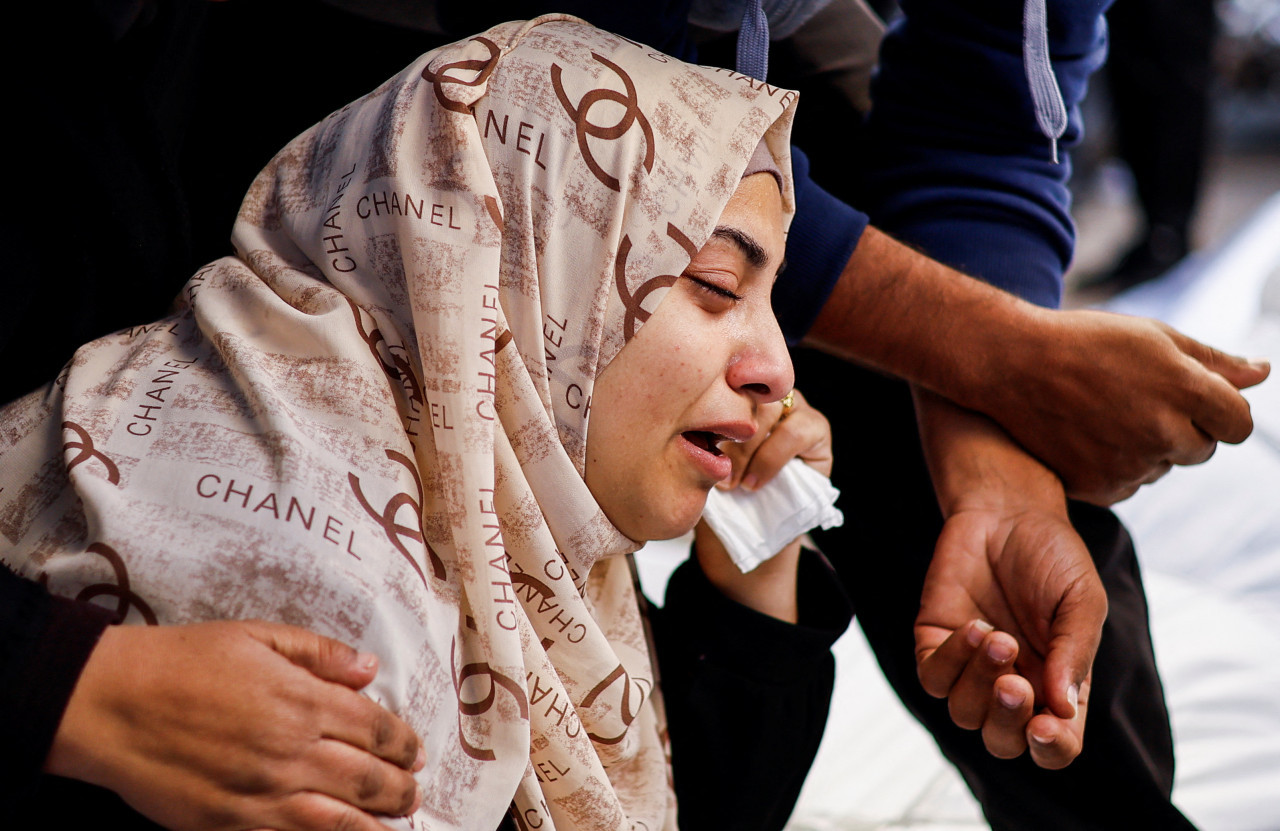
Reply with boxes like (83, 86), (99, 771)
(795, 350), (1197, 831)
(1106, 0), (1216, 238)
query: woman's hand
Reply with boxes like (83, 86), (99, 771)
(694, 390), (833, 622)
(718, 389), (833, 489)
(47, 620), (424, 831)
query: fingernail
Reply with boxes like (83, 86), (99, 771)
(1067, 684), (1079, 718)
(357, 652), (378, 673)
(997, 687), (1025, 709)
(742, 474), (758, 491)
(966, 620), (994, 648)
(987, 639), (1015, 663)
(1249, 357), (1270, 369)
(1030, 731), (1056, 746)
(413, 746), (426, 772)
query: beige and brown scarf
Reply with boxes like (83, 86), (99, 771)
(0, 16), (796, 830)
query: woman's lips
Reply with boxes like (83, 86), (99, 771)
(679, 430), (733, 481)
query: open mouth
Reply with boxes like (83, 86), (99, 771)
(682, 431), (725, 456)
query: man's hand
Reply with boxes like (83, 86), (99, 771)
(805, 228), (1269, 504)
(916, 506), (1103, 768)
(46, 620), (423, 831)
(982, 308), (1270, 505)
(912, 388), (1107, 768)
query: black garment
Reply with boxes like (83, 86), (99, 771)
(0, 566), (115, 801)
(1106, 0), (1215, 253)
(793, 353), (1196, 831)
(1093, 0), (1216, 287)
(4, 2), (209, 404)
(653, 551), (852, 831)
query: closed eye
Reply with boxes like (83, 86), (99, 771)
(683, 274), (743, 301)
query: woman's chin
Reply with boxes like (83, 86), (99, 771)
(628, 491), (711, 544)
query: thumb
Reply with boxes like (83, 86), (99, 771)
(240, 620), (378, 690)
(1040, 589), (1106, 721)
(1177, 332), (1271, 390)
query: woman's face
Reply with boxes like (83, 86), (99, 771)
(585, 173), (793, 542)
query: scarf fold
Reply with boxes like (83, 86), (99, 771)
(0, 16), (796, 830)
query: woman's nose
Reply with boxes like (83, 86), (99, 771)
(726, 312), (794, 403)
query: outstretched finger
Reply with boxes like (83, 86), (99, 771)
(916, 619), (990, 699)
(275, 790), (408, 831)
(299, 739), (422, 817)
(244, 620), (379, 691)
(315, 685), (423, 772)
(946, 630), (1019, 730)
(1172, 328), (1271, 391)
(1168, 332), (1261, 445)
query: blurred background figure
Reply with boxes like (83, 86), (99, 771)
(1069, 0), (1280, 301)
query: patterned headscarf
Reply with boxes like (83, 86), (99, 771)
(0, 16), (796, 830)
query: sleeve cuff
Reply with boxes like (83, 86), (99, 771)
(660, 548), (852, 680)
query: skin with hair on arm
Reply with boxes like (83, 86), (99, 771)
(804, 225), (1270, 506)
(45, 621), (423, 831)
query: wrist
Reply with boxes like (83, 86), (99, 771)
(913, 386), (1067, 520)
(694, 521), (801, 623)
(44, 625), (127, 787)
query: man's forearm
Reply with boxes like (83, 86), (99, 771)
(802, 227), (1267, 504)
(802, 225), (1034, 409)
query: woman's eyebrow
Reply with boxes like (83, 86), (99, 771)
(710, 226), (769, 269)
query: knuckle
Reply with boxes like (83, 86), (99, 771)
(192, 798), (249, 830)
(398, 732), (421, 769)
(948, 699), (983, 731)
(289, 796), (373, 831)
(354, 758), (386, 802)
(369, 708), (397, 753)
(1222, 402), (1254, 444)
(394, 777), (419, 816)
(229, 759), (289, 796)
(983, 732), (1027, 760)
(330, 803), (374, 831)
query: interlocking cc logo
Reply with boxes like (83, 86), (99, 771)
(74, 542), (158, 624)
(452, 640), (530, 761)
(349, 449), (446, 586)
(349, 301), (424, 408)
(62, 421), (120, 484)
(581, 663), (649, 745)
(551, 52), (655, 192)
(615, 223), (698, 341)
(421, 36), (500, 115)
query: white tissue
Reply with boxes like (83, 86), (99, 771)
(701, 458), (844, 573)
